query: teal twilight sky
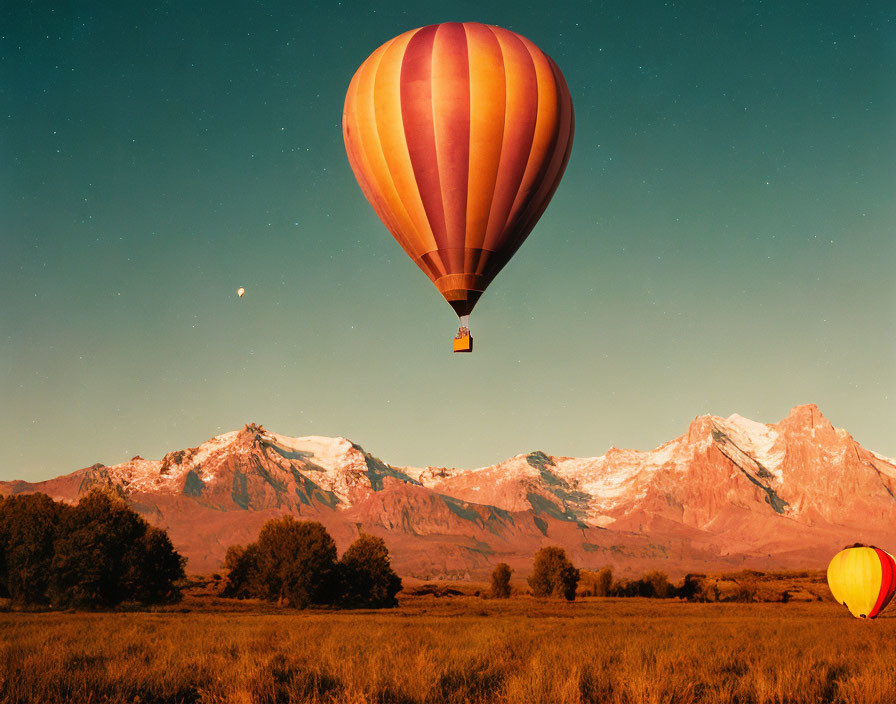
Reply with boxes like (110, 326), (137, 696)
(2, 1), (894, 480)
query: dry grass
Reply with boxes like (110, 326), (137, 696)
(2, 596), (896, 703)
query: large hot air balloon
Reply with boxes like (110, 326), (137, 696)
(343, 22), (574, 352)
(827, 544), (896, 619)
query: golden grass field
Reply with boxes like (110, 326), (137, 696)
(3, 588), (896, 704)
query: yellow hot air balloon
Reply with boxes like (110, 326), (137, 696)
(237, 287), (245, 298)
(827, 544), (896, 619)
(343, 22), (574, 352)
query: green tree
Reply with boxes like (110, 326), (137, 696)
(222, 543), (263, 598)
(675, 573), (706, 601)
(0, 493), (68, 604)
(643, 570), (671, 598)
(595, 566), (613, 597)
(123, 526), (186, 603)
(338, 534), (402, 608)
(610, 578), (634, 597)
(490, 563), (512, 599)
(50, 489), (184, 607)
(528, 547), (580, 601)
(255, 517), (338, 608)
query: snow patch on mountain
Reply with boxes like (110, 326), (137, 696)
(191, 431), (240, 466)
(261, 433), (357, 470)
(870, 450), (896, 467)
(716, 414), (784, 479)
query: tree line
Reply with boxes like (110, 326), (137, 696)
(579, 567), (760, 601)
(1, 489), (754, 609)
(0, 491), (403, 610)
(490, 556), (761, 602)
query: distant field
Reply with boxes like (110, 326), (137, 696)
(3, 594), (896, 704)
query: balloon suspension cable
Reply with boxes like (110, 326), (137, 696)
(456, 315), (470, 337)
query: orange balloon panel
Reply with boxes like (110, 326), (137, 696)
(343, 22), (574, 316)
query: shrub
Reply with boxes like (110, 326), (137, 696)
(610, 578), (636, 597)
(255, 517), (339, 608)
(338, 534), (402, 608)
(490, 563), (512, 599)
(728, 584), (757, 603)
(528, 547), (579, 600)
(676, 573), (707, 601)
(607, 571), (673, 599)
(577, 568), (614, 597)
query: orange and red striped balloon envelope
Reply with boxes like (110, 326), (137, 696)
(343, 22), (574, 319)
(827, 545), (896, 619)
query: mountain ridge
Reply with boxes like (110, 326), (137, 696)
(2, 404), (893, 579)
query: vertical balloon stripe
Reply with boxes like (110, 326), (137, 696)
(826, 551), (847, 605)
(344, 41), (417, 259)
(483, 26), (539, 252)
(504, 37), (561, 234)
(344, 70), (384, 224)
(555, 57), (576, 173)
(460, 248), (492, 276)
(524, 57), (574, 227)
(498, 54), (567, 255)
(430, 23), (470, 271)
(857, 547), (880, 618)
(372, 30), (440, 256)
(419, 251), (449, 279)
(499, 56), (574, 265)
(870, 548), (896, 618)
(464, 23), (506, 254)
(536, 57), (575, 203)
(400, 26), (450, 255)
(882, 551), (896, 615)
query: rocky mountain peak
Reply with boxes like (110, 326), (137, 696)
(685, 414), (717, 444)
(782, 403), (832, 429)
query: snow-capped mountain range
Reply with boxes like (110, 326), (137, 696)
(3, 404), (893, 579)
